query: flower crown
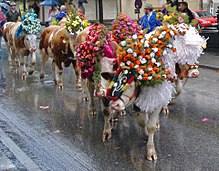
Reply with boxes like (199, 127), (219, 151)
(65, 8), (90, 36)
(21, 9), (41, 35)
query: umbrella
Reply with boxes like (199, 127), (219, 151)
(76, 0), (88, 3)
(40, 0), (60, 6)
(0, 3), (10, 14)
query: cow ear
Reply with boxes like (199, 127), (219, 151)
(109, 41), (120, 57)
(101, 72), (115, 81)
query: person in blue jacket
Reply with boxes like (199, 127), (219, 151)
(139, 4), (162, 33)
(56, 5), (67, 22)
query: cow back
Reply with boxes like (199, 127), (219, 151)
(39, 25), (61, 51)
(2, 22), (13, 42)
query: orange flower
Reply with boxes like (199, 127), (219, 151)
(145, 48), (150, 54)
(156, 74), (161, 79)
(172, 48), (177, 52)
(130, 62), (134, 68)
(150, 70), (155, 75)
(154, 67), (160, 72)
(165, 34), (171, 39)
(144, 55), (150, 60)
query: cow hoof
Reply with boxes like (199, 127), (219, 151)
(89, 109), (96, 116)
(102, 130), (112, 142)
(82, 97), (89, 101)
(147, 151), (158, 161)
(58, 85), (63, 90)
(28, 70), (34, 75)
(54, 80), (57, 85)
(76, 84), (82, 92)
(162, 107), (169, 116)
(40, 74), (44, 79)
(22, 75), (26, 80)
(120, 110), (127, 116)
(156, 123), (160, 129)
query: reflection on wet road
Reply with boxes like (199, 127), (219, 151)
(0, 45), (219, 170)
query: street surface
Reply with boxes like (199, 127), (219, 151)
(0, 41), (219, 171)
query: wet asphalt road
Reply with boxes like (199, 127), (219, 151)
(0, 42), (219, 171)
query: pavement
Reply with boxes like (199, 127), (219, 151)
(199, 49), (219, 70)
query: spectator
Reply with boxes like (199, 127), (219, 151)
(33, 1), (40, 18)
(0, 7), (6, 52)
(138, 4), (162, 33)
(46, 5), (59, 25)
(78, 2), (85, 15)
(179, 2), (194, 22)
(56, 5), (67, 22)
(6, 2), (20, 22)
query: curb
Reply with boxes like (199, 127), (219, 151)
(199, 63), (219, 70)
(0, 128), (41, 171)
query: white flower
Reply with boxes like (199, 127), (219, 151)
(151, 58), (156, 63)
(132, 34), (138, 39)
(170, 30), (175, 36)
(120, 62), (125, 67)
(162, 74), (167, 78)
(120, 41), (127, 47)
(148, 67), (153, 71)
(124, 70), (128, 74)
(152, 38), (158, 43)
(138, 56), (143, 60)
(134, 65), (139, 69)
(127, 48), (133, 54)
(152, 48), (158, 53)
(133, 52), (137, 57)
(158, 35), (164, 39)
(126, 60), (131, 65)
(139, 69), (144, 75)
(137, 75), (143, 80)
(163, 50), (167, 56)
(114, 83), (118, 87)
(144, 41), (149, 47)
(148, 76), (153, 80)
(140, 58), (147, 64)
(150, 52), (155, 58)
(155, 62), (161, 67)
(161, 31), (166, 35)
(167, 44), (173, 48)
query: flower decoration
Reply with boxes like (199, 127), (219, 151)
(76, 24), (112, 80)
(115, 25), (179, 87)
(65, 8), (90, 36)
(21, 9), (41, 35)
(111, 14), (142, 43)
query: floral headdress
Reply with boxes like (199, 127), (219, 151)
(65, 8), (90, 36)
(111, 14), (142, 43)
(21, 9), (41, 35)
(76, 24), (112, 82)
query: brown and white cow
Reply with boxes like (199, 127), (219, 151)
(2, 22), (37, 79)
(39, 25), (82, 90)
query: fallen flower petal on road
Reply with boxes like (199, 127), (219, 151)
(39, 106), (49, 109)
(201, 118), (209, 122)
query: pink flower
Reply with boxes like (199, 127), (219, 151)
(178, 17), (184, 23)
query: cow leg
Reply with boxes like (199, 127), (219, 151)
(135, 112), (149, 136)
(52, 60), (58, 85)
(171, 77), (183, 104)
(146, 106), (162, 161)
(28, 52), (36, 75)
(102, 108), (112, 141)
(20, 54), (27, 80)
(72, 60), (82, 91)
(87, 80), (96, 115)
(40, 52), (49, 79)
(82, 79), (89, 101)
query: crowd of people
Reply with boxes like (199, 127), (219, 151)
(138, 1), (194, 33)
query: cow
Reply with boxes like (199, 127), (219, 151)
(39, 25), (82, 90)
(2, 22), (37, 79)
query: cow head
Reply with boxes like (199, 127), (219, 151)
(24, 34), (37, 53)
(109, 81), (137, 112)
(95, 41), (120, 97)
(176, 63), (199, 79)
